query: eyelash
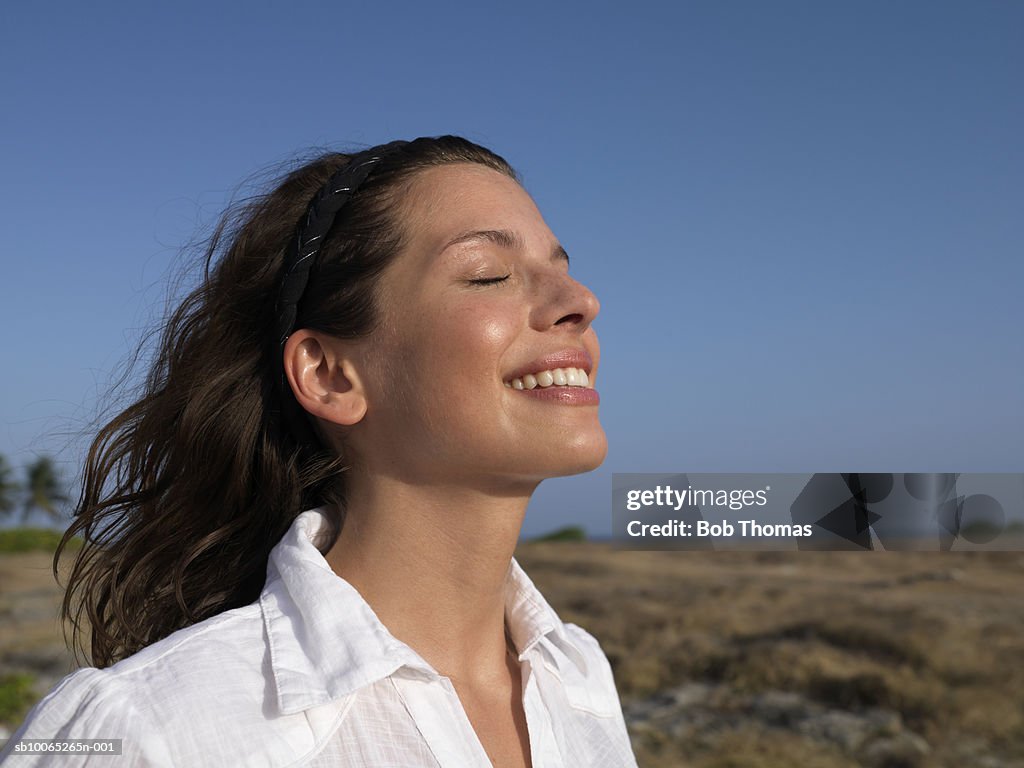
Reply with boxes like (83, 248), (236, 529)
(469, 274), (511, 286)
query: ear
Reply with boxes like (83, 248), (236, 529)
(283, 330), (368, 427)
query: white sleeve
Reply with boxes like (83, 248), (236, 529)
(0, 668), (175, 767)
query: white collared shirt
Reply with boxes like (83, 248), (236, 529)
(1, 508), (638, 767)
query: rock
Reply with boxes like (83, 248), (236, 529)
(623, 682), (712, 725)
(748, 690), (815, 727)
(798, 710), (876, 752)
(858, 731), (930, 768)
(623, 682), (941, 767)
(664, 682), (713, 708)
(863, 707), (902, 736)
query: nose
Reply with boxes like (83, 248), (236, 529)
(532, 270), (600, 333)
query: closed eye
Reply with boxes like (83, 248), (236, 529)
(469, 274), (511, 286)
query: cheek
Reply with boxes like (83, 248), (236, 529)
(430, 302), (518, 374)
(386, 301), (515, 412)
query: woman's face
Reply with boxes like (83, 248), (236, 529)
(350, 163), (606, 491)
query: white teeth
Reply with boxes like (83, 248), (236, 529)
(506, 367), (592, 390)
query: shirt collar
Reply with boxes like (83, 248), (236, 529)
(260, 507), (588, 716)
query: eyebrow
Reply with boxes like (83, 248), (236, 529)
(440, 228), (570, 265)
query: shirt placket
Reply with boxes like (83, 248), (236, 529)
(392, 673), (493, 767)
(519, 655), (564, 768)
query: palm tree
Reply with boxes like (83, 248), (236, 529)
(0, 453), (18, 521)
(22, 455), (68, 524)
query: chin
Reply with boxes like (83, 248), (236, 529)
(547, 429), (608, 477)
(479, 425), (607, 484)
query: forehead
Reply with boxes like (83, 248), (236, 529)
(399, 164), (547, 256)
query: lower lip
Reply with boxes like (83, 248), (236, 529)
(509, 386), (600, 405)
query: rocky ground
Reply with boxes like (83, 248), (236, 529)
(2, 545), (1023, 767)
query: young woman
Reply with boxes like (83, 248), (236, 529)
(1, 137), (637, 767)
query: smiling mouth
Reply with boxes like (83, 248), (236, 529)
(503, 367), (592, 391)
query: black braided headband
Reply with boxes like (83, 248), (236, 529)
(273, 140), (409, 443)
(274, 140), (410, 347)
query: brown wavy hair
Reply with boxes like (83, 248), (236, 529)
(55, 137), (517, 667)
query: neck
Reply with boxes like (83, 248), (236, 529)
(324, 473), (535, 684)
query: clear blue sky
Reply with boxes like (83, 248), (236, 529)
(2, 1), (1021, 535)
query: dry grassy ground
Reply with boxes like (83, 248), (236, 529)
(0, 553), (80, 729)
(2, 546), (1023, 767)
(516, 543), (1024, 767)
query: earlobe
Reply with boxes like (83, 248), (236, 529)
(283, 331), (368, 426)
